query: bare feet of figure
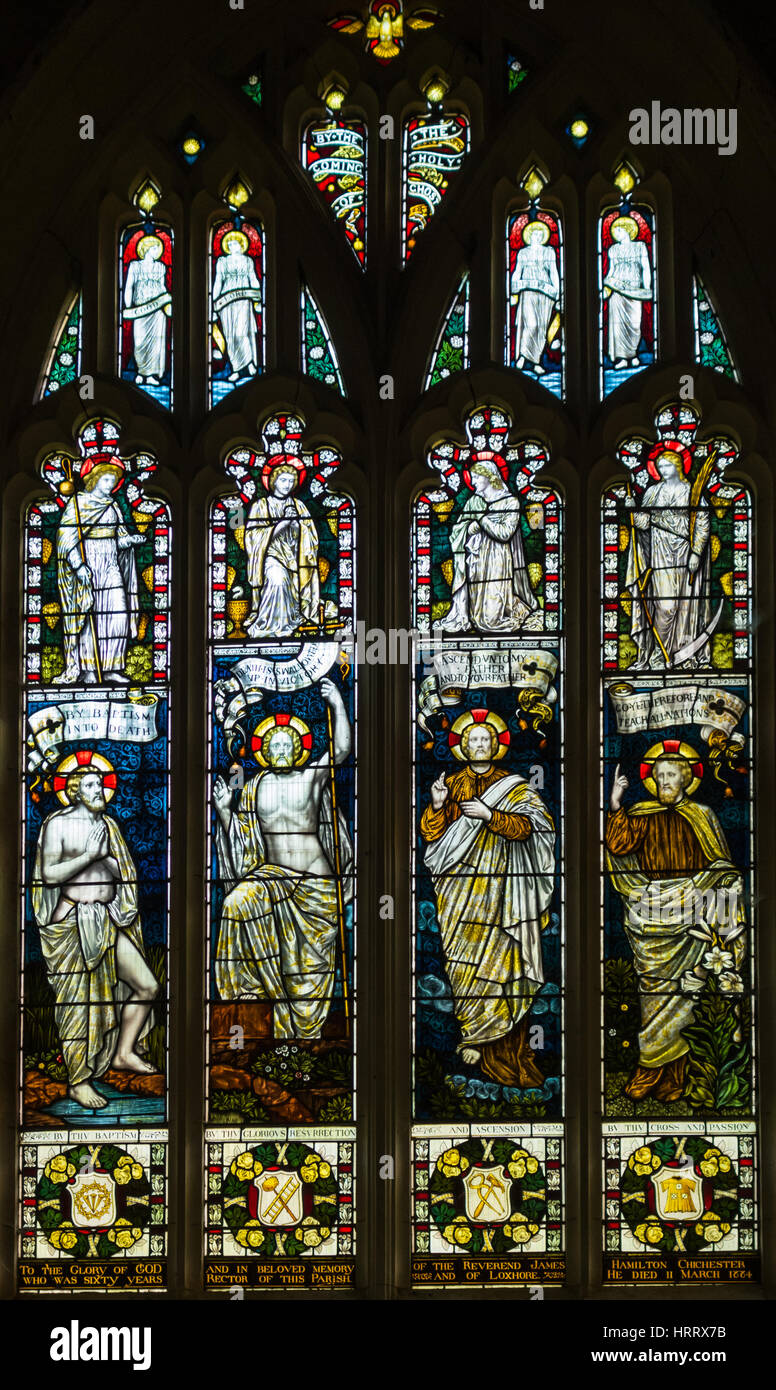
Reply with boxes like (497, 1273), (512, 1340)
(112, 1051), (156, 1075)
(460, 1047), (481, 1066)
(69, 1082), (109, 1109)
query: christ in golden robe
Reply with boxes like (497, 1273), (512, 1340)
(420, 712), (556, 1088)
(606, 742), (746, 1102)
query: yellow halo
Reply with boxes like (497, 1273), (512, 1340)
(640, 739), (703, 798)
(524, 220), (550, 246)
(222, 230), (249, 255)
(251, 713), (312, 768)
(136, 234), (163, 260)
(53, 751), (116, 805)
(611, 215), (638, 241)
(449, 708), (509, 763)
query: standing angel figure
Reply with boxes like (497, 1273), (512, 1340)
(244, 457), (320, 638)
(54, 455), (144, 685)
(603, 215), (652, 369)
(123, 233), (172, 386)
(510, 220), (560, 375)
(444, 456), (538, 634)
(212, 229), (262, 382)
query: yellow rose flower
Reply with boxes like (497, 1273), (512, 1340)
(113, 1229), (136, 1250)
(300, 1164), (318, 1184)
(318, 1161), (331, 1179)
(526, 1156), (539, 1175)
(253, 1162), (263, 1177)
(633, 1146), (652, 1165)
(645, 1225), (663, 1245)
(718, 1155), (731, 1173)
(130, 1163), (144, 1182)
(60, 1230), (78, 1251)
(442, 1219), (471, 1247)
(304, 1228), (322, 1248)
(113, 1166), (132, 1185)
(508, 1159), (527, 1179)
(512, 1225), (531, 1243)
(45, 1156), (76, 1184)
(320, 1227), (331, 1240)
(232, 1152), (255, 1181)
(700, 1159), (719, 1178)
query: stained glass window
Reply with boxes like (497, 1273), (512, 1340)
(600, 401), (758, 1285)
(19, 417), (171, 1292)
(401, 93), (470, 262)
(205, 411), (357, 1290)
(411, 405), (565, 1288)
(118, 188), (174, 410)
(506, 170), (564, 399)
(693, 273), (738, 381)
(599, 173), (656, 398)
(301, 117), (367, 269)
(424, 274), (470, 388)
(37, 292), (82, 400)
(209, 218), (265, 407)
(301, 283), (345, 395)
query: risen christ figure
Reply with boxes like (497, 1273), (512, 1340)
(213, 678), (353, 1038)
(624, 448), (711, 669)
(54, 461), (144, 686)
(444, 457), (538, 634)
(32, 768), (159, 1109)
(244, 462), (320, 638)
(421, 719), (556, 1087)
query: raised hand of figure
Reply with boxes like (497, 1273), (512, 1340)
(213, 775), (232, 816)
(461, 797), (492, 823)
(320, 677), (339, 705)
(610, 763), (629, 811)
(430, 773), (449, 810)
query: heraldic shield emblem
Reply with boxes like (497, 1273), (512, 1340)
(69, 1170), (118, 1229)
(650, 1160), (704, 1222)
(462, 1164), (511, 1224)
(255, 1168), (304, 1227)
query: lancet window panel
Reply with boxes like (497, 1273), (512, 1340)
(599, 401), (759, 1286)
(410, 405), (566, 1290)
(204, 411), (358, 1291)
(18, 417), (171, 1293)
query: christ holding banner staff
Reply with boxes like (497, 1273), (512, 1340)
(213, 678), (353, 1039)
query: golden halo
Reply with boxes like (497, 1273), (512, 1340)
(448, 708), (510, 763)
(524, 219), (550, 246)
(53, 750), (116, 805)
(136, 234), (164, 260)
(611, 215), (638, 241)
(251, 713), (312, 768)
(640, 739), (703, 798)
(223, 230), (249, 255)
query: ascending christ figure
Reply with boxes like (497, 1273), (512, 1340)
(54, 457), (144, 686)
(421, 710), (556, 1087)
(32, 759), (159, 1110)
(244, 458), (320, 638)
(213, 679), (353, 1038)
